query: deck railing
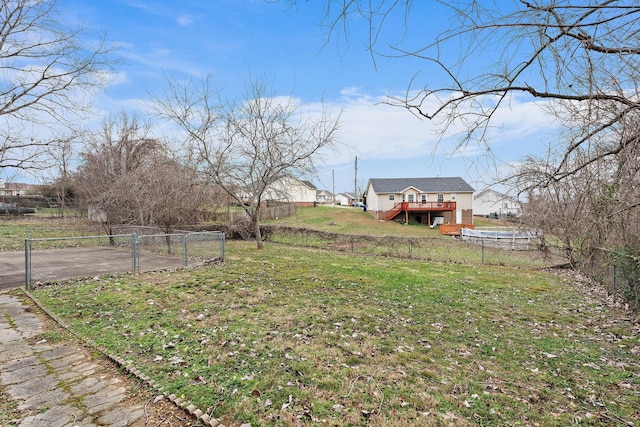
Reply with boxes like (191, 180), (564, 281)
(397, 201), (456, 210)
(385, 201), (456, 221)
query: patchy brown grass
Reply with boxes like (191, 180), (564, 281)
(31, 241), (640, 426)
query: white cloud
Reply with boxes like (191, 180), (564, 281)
(309, 90), (556, 166)
(177, 15), (195, 27)
(302, 90), (560, 191)
(87, 83), (559, 192)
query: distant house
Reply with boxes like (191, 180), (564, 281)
(364, 177), (475, 225)
(240, 175), (318, 207)
(0, 182), (34, 196)
(316, 189), (334, 204)
(335, 192), (359, 206)
(474, 188), (522, 217)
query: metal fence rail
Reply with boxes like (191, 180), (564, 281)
(24, 231), (225, 288)
(261, 225), (564, 269)
(136, 232), (225, 269)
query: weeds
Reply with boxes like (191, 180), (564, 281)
(0, 387), (21, 427)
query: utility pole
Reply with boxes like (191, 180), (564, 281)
(354, 156), (358, 206)
(332, 169), (335, 206)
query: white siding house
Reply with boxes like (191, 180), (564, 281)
(473, 188), (522, 217)
(316, 190), (334, 204)
(364, 177), (475, 224)
(240, 175), (317, 207)
(335, 192), (358, 206)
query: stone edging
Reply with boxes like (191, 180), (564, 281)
(22, 289), (220, 427)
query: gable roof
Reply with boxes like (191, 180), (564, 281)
(474, 188), (520, 203)
(3, 182), (33, 191)
(246, 175), (316, 191)
(301, 180), (317, 190)
(337, 192), (356, 199)
(368, 177), (474, 194)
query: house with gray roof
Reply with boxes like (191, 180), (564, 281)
(364, 177), (475, 225)
(316, 189), (334, 204)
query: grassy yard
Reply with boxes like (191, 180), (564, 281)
(28, 240), (639, 426)
(0, 216), (103, 251)
(264, 206), (560, 269)
(266, 205), (449, 237)
(267, 205), (513, 236)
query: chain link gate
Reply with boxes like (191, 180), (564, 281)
(24, 231), (225, 288)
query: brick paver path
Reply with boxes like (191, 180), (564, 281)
(0, 293), (147, 427)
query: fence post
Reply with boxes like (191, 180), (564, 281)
(133, 233), (139, 273)
(183, 234), (189, 267)
(481, 238), (485, 265)
(24, 239), (31, 290)
(612, 262), (617, 302)
(408, 240), (413, 258)
(220, 233), (226, 262)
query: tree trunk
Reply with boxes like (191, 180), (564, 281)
(253, 216), (263, 250)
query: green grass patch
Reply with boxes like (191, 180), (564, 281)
(264, 207), (559, 269)
(30, 241), (640, 426)
(267, 205), (445, 237)
(267, 206), (508, 237)
(0, 217), (102, 251)
(263, 225), (560, 268)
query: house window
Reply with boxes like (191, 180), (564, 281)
(421, 194), (427, 203)
(389, 194), (395, 201)
(437, 194), (444, 202)
(451, 194), (456, 200)
(408, 194), (414, 202)
(503, 202), (509, 209)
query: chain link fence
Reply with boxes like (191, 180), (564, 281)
(581, 247), (640, 311)
(24, 230), (225, 288)
(261, 225), (565, 269)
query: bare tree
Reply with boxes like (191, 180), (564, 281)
(74, 113), (207, 233)
(517, 116), (640, 262)
(75, 113), (160, 228)
(153, 76), (341, 249)
(0, 0), (114, 172)
(289, 1), (640, 179)
(39, 133), (79, 216)
(130, 152), (210, 233)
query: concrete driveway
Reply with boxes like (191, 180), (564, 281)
(0, 251), (27, 289)
(1, 247), (185, 290)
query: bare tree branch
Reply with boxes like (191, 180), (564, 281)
(152, 75), (341, 249)
(74, 113), (208, 231)
(0, 0), (116, 173)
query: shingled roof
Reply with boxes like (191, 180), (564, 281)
(368, 177), (475, 194)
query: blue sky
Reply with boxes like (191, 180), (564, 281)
(27, 0), (556, 194)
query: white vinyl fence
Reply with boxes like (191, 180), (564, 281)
(461, 227), (541, 251)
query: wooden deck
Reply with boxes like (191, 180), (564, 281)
(384, 201), (456, 221)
